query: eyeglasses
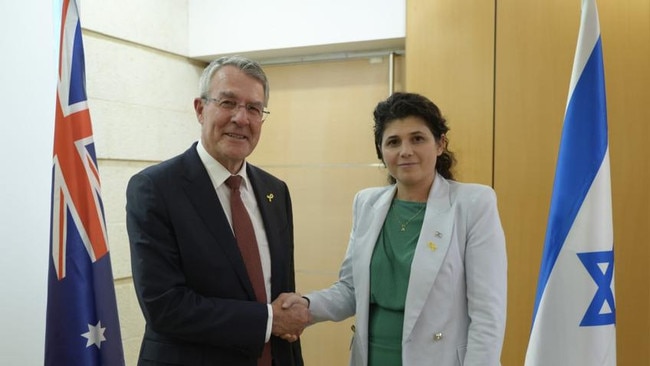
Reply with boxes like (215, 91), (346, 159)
(202, 97), (270, 122)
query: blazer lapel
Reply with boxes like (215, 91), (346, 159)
(180, 147), (256, 299)
(353, 186), (396, 359)
(355, 187), (396, 276)
(355, 186), (396, 294)
(402, 175), (455, 342)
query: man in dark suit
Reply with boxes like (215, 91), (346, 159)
(126, 56), (307, 366)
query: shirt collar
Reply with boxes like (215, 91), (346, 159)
(196, 141), (250, 190)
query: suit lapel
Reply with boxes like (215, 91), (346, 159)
(247, 165), (285, 298)
(180, 147), (256, 299)
(402, 175), (455, 342)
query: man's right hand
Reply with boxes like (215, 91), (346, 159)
(271, 293), (311, 342)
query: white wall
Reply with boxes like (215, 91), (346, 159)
(80, 0), (188, 56)
(0, 0), (57, 364)
(188, 0), (405, 62)
(80, 0), (202, 361)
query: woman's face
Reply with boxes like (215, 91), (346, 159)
(380, 116), (443, 188)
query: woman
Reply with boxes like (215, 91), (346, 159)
(299, 92), (507, 365)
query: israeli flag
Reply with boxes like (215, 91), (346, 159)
(524, 0), (616, 365)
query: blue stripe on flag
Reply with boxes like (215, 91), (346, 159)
(531, 38), (608, 325)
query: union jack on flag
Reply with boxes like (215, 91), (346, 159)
(45, 0), (125, 365)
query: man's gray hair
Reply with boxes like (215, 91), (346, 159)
(198, 55), (269, 105)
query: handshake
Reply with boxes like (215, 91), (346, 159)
(270, 292), (311, 342)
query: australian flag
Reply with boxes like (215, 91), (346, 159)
(45, 0), (125, 365)
(525, 0), (616, 365)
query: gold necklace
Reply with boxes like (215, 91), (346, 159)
(398, 204), (426, 232)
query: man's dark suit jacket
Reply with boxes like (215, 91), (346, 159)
(126, 143), (303, 366)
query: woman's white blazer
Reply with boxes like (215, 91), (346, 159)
(307, 174), (507, 366)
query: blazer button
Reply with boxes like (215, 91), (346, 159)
(433, 332), (443, 341)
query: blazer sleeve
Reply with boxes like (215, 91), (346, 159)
(463, 187), (508, 366)
(126, 171), (268, 355)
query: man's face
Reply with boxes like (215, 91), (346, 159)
(194, 65), (266, 173)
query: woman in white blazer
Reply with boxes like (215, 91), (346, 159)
(290, 93), (507, 366)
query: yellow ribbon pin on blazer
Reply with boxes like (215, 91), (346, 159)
(266, 193), (274, 202)
(428, 242), (437, 251)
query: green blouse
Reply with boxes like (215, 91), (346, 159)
(368, 199), (426, 366)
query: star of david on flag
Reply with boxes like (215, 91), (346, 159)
(524, 1), (617, 365)
(44, 0), (125, 365)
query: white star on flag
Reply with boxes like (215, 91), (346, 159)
(81, 321), (107, 349)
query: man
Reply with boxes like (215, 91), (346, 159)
(126, 56), (307, 366)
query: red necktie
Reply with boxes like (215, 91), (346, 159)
(225, 175), (272, 366)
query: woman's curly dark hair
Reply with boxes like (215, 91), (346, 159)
(373, 92), (456, 182)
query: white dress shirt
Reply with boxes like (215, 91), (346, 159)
(196, 141), (273, 342)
